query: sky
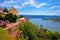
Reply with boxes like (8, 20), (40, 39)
(0, 0), (60, 15)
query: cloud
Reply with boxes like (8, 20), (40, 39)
(22, 0), (47, 8)
(17, 0), (20, 1)
(13, 5), (23, 9)
(28, 0), (36, 6)
(0, 0), (18, 6)
(22, 1), (29, 6)
(36, 3), (47, 8)
(22, 0), (36, 7)
(0, 0), (47, 9)
(49, 6), (60, 9)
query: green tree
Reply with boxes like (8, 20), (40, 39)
(13, 15), (18, 22)
(3, 8), (8, 12)
(4, 13), (18, 23)
(4, 13), (14, 23)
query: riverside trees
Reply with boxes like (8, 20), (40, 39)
(18, 22), (60, 40)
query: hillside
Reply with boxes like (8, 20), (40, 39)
(0, 27), (15, 40)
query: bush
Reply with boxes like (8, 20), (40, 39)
(18, 22), (38, 40)
(13, 15), (18, 22)
(18, 22), (60, 40)
(3, 8), (8, 12)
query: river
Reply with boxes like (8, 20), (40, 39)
(29, 18), (60, 32)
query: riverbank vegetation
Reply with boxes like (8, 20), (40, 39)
(18, 22), (60, 40)
(0, 22), (60, 40)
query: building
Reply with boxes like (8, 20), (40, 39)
(0, 12), (7, 17)
(9, 6), (18, 16)
(0, 8), (4, 12)
(0, 6), (18, 17)
(0, 8), (6, 17)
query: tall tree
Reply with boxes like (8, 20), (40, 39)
(3, 8), (8, 12)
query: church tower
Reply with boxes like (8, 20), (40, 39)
(9, 6), (18, 16)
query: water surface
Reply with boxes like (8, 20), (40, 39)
(29, 18), (60, 32)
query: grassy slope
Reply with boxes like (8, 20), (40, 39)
(0, 27), (15, 40)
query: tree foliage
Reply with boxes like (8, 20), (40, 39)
(18, 22), (38, 40)
(0, 14), (3, 20)
(3, 8), (8, 12)
(4, 13), (18, 23)
(4, 13), (14, 22)
(13, 15), (18, 22)
(37, 28), (60, 40)
(18, 22), (60, 40)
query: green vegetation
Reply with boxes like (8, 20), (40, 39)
(0, 13), (18, 23)
(0, 14), (4, 20)
(0, 27), (15, 40)
(3, 8), (8, 13)
(18, 22), (60, 40)
(4, 13), (18, 23)
(18, 22), (38, 40)
(0, 20), (60, 40)
(5, 13), (14, 22)
(13, 15), (18, 22)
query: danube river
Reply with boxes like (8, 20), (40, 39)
(29, 18), (60, 32)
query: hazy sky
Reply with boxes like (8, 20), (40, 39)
(0, 0), (60, 15)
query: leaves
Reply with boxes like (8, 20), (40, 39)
(4, 13), (18, 23)
(18, 22), (60, 40)
(19, 22), (38, 40)
(3, 8), (8, 12)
